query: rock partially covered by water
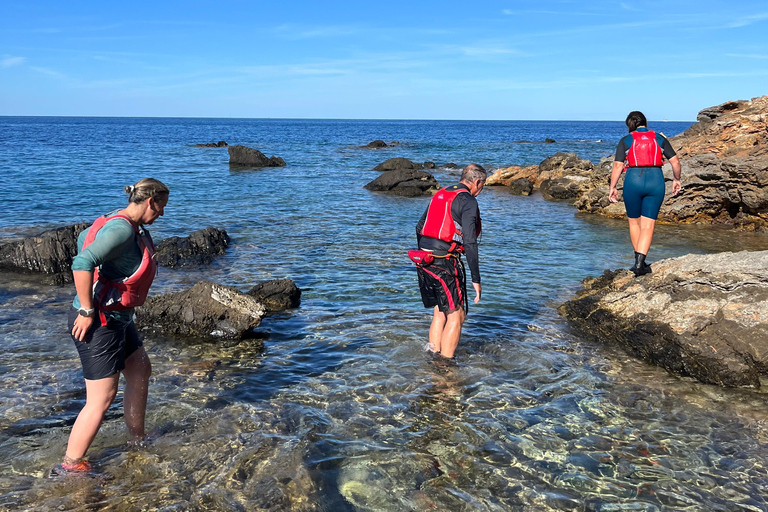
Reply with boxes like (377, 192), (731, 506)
(246, 278), (301, 312)
(228, 145), (286, 167)
(509, 178), (534, 196)
(362, 140), (400, 149)
(194, 141), (228, 147)
(560, 251), (768, 388)
(364, 168), (440, 197)
(0, 223), (88, 284)
(155, 227), (230, 268)
(137, 281), (267, 339)
(372, 158), (423, 172)
(485, 165), (539, 187)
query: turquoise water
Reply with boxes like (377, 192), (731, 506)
(3, 117), (768, 510)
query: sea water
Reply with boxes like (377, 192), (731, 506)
(2, 117), (768, 510)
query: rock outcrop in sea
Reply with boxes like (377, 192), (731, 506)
(136, 281), (268, 340)
(372, 158), (424, 172)
(246, 278), (301, 312)
(361, 140), (400, 149)
(194, 141), (228, 147)
(0, 223), (88, 284)
(560, 251), (768, 388)
(364, 168), (440, 197)
(155, 227), (230, 268)
(228, 145), (286, 167)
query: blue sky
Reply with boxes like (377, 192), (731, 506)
(1, 1), (766, 120)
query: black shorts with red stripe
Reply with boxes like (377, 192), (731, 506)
(416, 255), (467, 313)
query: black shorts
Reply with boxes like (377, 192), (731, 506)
(416, 255), (467, 313)
(68, 308), (143, 380)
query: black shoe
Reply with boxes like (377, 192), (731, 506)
(632, 253), (651, 277)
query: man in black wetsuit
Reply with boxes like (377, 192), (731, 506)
(414, 163), (486, 358)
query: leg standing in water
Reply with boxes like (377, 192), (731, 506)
(609, 111), (682, 276)
(55, 178), (169, 477)
(413, 164), (486, 358)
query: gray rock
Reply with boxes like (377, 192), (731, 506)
(194, 141), (228, 147)
(246, 278), (301, 312)
(560, 251), (768, 388)
(508, 178), (534, 196)
(423, 161), (435, 169)
(155, 227), (230, 268)
(0, 223), (89, 284)
(372, 158), (422, 172)
(544, 138), (556, 143)
(136, 281), (267, 340)
(364, 169), (440, 197)
(540, 176), (592, 201)
(362, 140), (399, 149)
(228, 145), (286, 167)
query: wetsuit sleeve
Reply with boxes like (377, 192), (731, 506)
(660, 136), (677, 160)
(415, 206), (428, 247)
(455, 194), (481, 284)
(614, 136), (630, 162)
(71, 220), (136, 271)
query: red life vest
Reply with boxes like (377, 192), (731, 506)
(82, 213), (157, 324)
(626, 130), (664, 167)
(420, 186), (481, 252)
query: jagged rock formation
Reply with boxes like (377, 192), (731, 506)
(0, 223), (88, 284)
(136, 281), (267, 340)
(228, 145), (286, 167)
(560, 251), (768, 388)
(364, 168), (440, 197)
(246, 278), (301, 312)
(155, 227), (230, 268)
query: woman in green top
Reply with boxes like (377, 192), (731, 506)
(53, 178), (169, 477)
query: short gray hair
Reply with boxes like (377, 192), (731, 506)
(460, 163), (487, 183)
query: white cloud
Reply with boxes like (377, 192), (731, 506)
(1, 56), (25, 68)
(727, 12), (768, 28)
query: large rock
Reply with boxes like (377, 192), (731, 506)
(485, 165), (539, 187)
(136, 281), (267, 340)
(560, 251), (768, 388)
(246, 278), (301, 312)
(228, 145), (286, 167)
(364, 169), (439, 197)
(155, 227), (230, 268)
(0, 223), (88, 284)
(362, 140), (400, 149)
(372, 158), (423, 172)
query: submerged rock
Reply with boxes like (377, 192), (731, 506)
(246, 278), (301, 312)
(137, 281), (267, 340)
(364, 168), (440, 197)
(228, 145), (286, 167)
(194, 141), (228, 147)
(0, 223), (88, 284)
(372, 157), (423, 172)
(155, 227), (230, 268)
(560, 251), (768, 388)
(362, 140), (400, 149)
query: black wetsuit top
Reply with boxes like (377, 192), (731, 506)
(416, 183), (481, 284)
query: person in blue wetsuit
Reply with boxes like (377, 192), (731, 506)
(609, 111), (682, 276)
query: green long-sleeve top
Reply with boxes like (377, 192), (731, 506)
(71, 213), (146, 323)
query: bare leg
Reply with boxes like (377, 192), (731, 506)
(627, 218), (641, 251)
(439, 308), (466, 359)
(122, 347), (152, 440)
(65, 374), (119, 460)
(635, 216), (656, 255)
(428, 306), (446, 353)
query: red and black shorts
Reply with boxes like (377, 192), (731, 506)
(68, 308), (143, 380)
(416, 255), (467, 313)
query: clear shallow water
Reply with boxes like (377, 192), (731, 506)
(3, 118), (768, 510)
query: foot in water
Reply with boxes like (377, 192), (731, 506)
(424, 342), (438, 353)
(48, 458), (93, 479)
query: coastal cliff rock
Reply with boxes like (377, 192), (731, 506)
(576, 95), (768, 230)
(0, 223), (88, 284)
(136, 281), (267, 340)
(364, 168), (439, 197)
(246, 278), (301, 312)
(155, 227), (230, 268)
(228, 145), (286, 167)
(372, 158), (423, 172)
(560, 251), (768, 388)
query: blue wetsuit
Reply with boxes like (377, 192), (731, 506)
(614, 127), (677, 219)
